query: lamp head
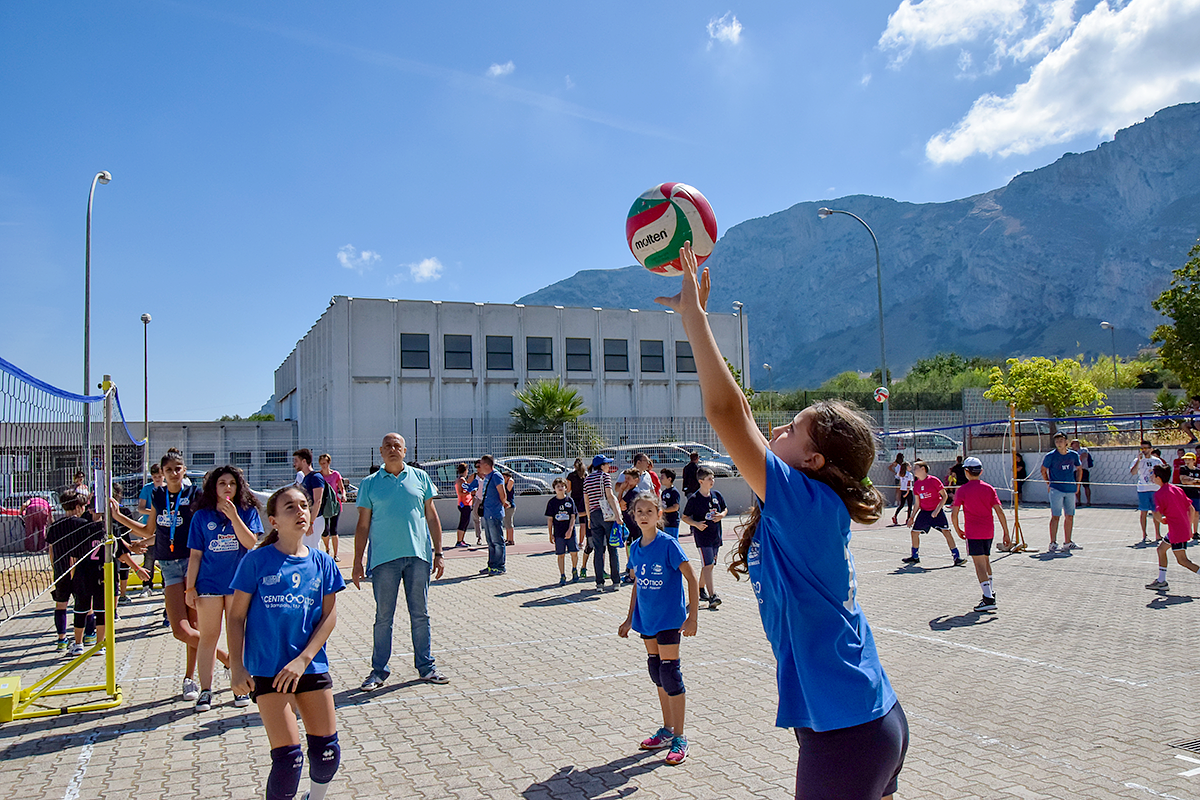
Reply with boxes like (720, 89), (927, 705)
(1100, 321), (1113, 329)
(732, 301), (743, 312)
(141, 313), (152, 324)
(97, 171), (112, 184)
(818, 208), (832, 219)
(763, 363), (770, 370)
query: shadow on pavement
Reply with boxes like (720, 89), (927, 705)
(1146, 593), (1194, 609)
(521, 591), (601, 609)
(0, 695), (184, 754)
(522, 751), (663, 799)
(928, 613), (998, 630)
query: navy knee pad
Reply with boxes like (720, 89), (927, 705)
(659, 659), (685, 697)
(266, 744), (303, 800)
(647, 654), (662, 687)
(54, 609), (68, 637)
(306, 733), (341, 785)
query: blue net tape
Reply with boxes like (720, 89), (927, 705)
(0, 355), (103, 403)
(114, 387), (147, 447)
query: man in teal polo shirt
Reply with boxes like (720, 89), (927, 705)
(352, 432), (448, 690)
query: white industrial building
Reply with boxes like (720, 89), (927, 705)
(273, 296), (748, 469)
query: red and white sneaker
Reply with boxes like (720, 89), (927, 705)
(639, 727), (673, 750)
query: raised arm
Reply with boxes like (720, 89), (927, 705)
(657, 243), (768, 500)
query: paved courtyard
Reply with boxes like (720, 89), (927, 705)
(2, 504), (1200, 799)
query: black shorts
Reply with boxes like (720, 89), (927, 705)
(1168, 539), (1189, 552)
(323, 513), (339, 537)
(554, 535), (579, 555)
(967, 538), (993, 557)
(795, 701), (909, 800)
(51, 566), (73, 603)
(456, 505), (473, 532)
(641, 629), (682, 646)
(1080, 469), (1091, 486)
(911, 508), (949, 533)
(250, 671), (333, 702)
(73, 568), (105, 615)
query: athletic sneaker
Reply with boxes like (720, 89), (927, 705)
(233, 694), (251, 708)
(664, 735), (689, 765)
(139, 586), (154, 598)
(952, 556), (968, 567)
(1145, 579), (1170, 590)
(479, 567), (492, 575)
(56, 638), (69, 653)
(194, 689), (212, 712)
(83, 633), (97, 646)
(699, 588), (710, 602)
(973, 596), (997, 613)
(639, 727), (674, 750)
(67, 643), (85, 657)
(708, 594), (722, 610)
(559, 574), (567, 586)
(419, 669), (450, 685)
(454, 541), (469, 548)
(901, 556), (920, 564)
(579, 567), (588, 579)
(360, 674), (385, 691)
(182, 677), (200, 702)
(1047, 542), (1058, 553)
(118, 594), (132, 606)
(571, 568), (579, 583)
(1063, 542), (1082, 550)
(162, 610), (170, 628)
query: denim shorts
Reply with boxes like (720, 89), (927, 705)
(1048, 488), (1076, 517)
(699, 546), (720, 567)
(1138, 491), (1156, 512)
(159, 558), (188, 587)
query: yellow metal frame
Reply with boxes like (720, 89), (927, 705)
(1001, 403), (1029, 553)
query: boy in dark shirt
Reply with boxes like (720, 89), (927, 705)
(681, 468), (727, 610)
(660, 469), (682, 539)
(45, 489), (96, 652)
(1178, 452), (1200, 539)
(545, 478), (579, 586)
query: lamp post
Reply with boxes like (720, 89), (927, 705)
(1100, 321), (1118, 388)
(818, 207), (889, 433)
(84, 170), (112, 475)
(141, 313), (152, 485)
(763, 362), (773, 415)
(732, 301), (745, 390)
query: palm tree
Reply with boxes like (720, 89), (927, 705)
(510, 379), (588, 434)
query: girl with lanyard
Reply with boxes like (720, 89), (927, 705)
(184, 465), (263, 712)
(657, 243), (906, 800)
(111, 448), (225, 702)
(229, 485), (344, 800)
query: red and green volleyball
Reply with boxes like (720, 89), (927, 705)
(625, 182), (718, 275)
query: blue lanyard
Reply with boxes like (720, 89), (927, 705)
(165, 489), (183, 553)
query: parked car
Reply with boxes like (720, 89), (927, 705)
(601, 444), (736, 478)
(420, 458), (553, 498)
(877, 432), (964, 464)
(661, 441), (737, 472)
(496, 456), (569, 486)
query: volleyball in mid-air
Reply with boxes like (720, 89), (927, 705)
(874, 386), (890, 404)
(625, 182), (718, 275)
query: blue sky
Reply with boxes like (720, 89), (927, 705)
(3, 0), (1198, 420)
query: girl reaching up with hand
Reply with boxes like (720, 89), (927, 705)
(228, 485), (345, 800)
(655, 242), (908, 800)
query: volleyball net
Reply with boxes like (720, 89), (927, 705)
(0, 355), (145, 721)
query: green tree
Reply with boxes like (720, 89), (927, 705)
(984, 357), (1110, 431)
(1152, 242), (1200, 395)
(725, 357), (754, 400)
(510, 379), (588, 434)
(217, 412), (275, 421)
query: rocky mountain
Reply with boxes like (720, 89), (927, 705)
(518, 103), (1200, 391)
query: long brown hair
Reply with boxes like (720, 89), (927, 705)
(194, 465), (260, 512)
(730, 400), (884, 578)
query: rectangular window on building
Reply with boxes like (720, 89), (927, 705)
(485, 335), (514, 370)
(566, 338), (592, 372)
(229, 451), (252, 468)
(676, 341), (697, 373)
(603, 339), (629, 372)
(400, 333), (430, 369)
(191, 452), (215, 467)
(444, 334), (472, 370)
(526, 337), (553, 371)
(265, 450), (289, 465)
(640, 340), (665, 373)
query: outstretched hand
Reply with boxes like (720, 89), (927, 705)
(654, 242), (710, 314)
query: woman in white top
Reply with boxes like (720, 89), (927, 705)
(891, 462), (915, 527)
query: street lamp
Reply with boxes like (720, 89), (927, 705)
(141, 313), (152, 485)
(732, 301), (745, 389)
(819, 207), (889, 433)
(1100, 321), (1118, 388)
(84, 170), (112, 475)
(763, 362), (773, 414)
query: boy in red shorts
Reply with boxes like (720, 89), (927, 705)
(950, 457), (1010, 613)
(901, 461), (966, 567)
(1145, 465), (1200, 590)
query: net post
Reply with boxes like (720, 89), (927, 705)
(1006, 402), (1028, 553)
(102, 375), (118, 699)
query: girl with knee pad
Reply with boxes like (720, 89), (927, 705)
(618, 491), (699, 765)
(228, 485), (345, 800)
(657, 243), (908, 799)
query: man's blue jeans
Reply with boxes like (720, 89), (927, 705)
(370, 556), (434, 678)
(483, 516), (506, 571)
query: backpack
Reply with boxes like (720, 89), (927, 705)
(319, 477), (339, 519)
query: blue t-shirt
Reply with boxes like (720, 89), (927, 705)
(747, 450), (896, 732)
(230, 545), (345, 678)
(187, 506), (264, 595)
(661, 487), (682, 529)
(628, 533), (690, 636)
(1041, 449), (1081, 493)
(469, 472), (506, 520)
(683, 490), (726, 548)
(138, 483), (155, 522)
(302, 471), (327, 504)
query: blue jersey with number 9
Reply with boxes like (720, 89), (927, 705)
(747, 450), (896, 732)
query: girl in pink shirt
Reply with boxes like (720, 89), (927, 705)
(1146, 465), (1200, 591)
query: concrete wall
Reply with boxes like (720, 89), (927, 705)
(977, 446), (1154, 507)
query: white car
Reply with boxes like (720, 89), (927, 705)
(877, 432), (963, 464)
(495, 457), (570, 486)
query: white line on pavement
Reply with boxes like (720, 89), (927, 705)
(61, 731), (99, 800)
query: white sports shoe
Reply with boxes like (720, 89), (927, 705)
(182, 677), (200, 702)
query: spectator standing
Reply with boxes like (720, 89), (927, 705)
(318, 454), (345, 561)
(452, 463), (475, 548)
(1131, 440), (1165, 544)
(682, 452), (700, 497)
(20, 494), (51, 553)
(583, 455), (621, 591)
(352, 433), (448, 689)
(1041, 433), (1082, 552)
(1178, 452), (1200, 539)
(137, 463), (164, 595)
(471, 455), (509, 575)
(946, 455), (968, 506)
(293, 449), (327, 551)
(1071, 440), (1093, 507)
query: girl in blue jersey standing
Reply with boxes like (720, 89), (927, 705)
(657, 243), (907, 800)
(184, 465), (264, 712)
(229, 485), (345, 800)
(618, 491), (699, 765)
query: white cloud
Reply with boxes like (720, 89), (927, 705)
(399, 257), (444, 283)
(878, 0), (1027, 66)
(564, 75), (575, 89)
(925, 0), (1200, 163)
(706, 12), (743, 48)
(487, 61), (515, 78)
(861, 73), (872, 87)
(336, 244), (380, 273)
